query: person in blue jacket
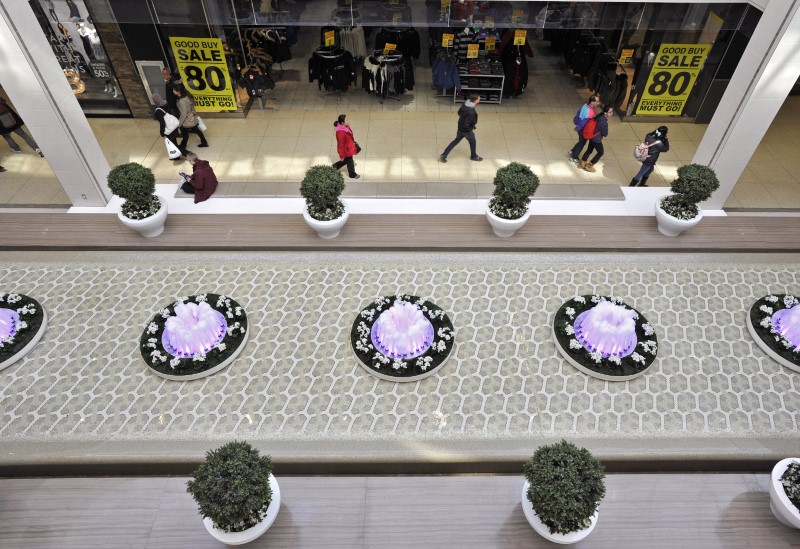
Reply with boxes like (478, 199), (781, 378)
(579, 104), (613, 173)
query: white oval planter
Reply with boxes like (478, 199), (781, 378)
(770, 458), (800, 529)
(551, 323), (654, 382)
(148, 328), (249, 381)
(118, 196), (168, 238)
(303, 200), (349, 239)
(655, 201), (702, 237)
(522, 481), (597, 544)
(485, 206), (529, 238)
(0, 307), (47, 372)
(746, 313), (800, 374)
(203, 474), (281, 545)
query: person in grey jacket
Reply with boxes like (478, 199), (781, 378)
(629, 126), (670, 187)
(439, 94), (482, 162)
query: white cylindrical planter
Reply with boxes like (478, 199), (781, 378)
(485, 206), (529, 237)
(521, 481), (597, 545)
(118, 196), (168, 238)
(770, 459), (800, 529)
(655, 202), (702, 237)
(303, 200), (349, 239)
(203, 474), (281, 545)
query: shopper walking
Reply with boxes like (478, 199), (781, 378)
(154, 102), (181, 158)
(179, 151), (218, 203)
(162, 69), (181, 116)
(332, 114), (360, 179)
(439, 94), (482, 162)
(0, 98), (43, 157)
(173, 85), (208, 153)
(578, 105), (613, 173)
(568, 94), (600, 163)
(629, 126), (670, 187)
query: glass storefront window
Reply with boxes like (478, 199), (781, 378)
(28, 0), (130, 116)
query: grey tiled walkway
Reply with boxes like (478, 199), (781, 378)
(1, 252), (799, 464)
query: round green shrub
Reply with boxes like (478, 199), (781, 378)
(660, 163), (720, 220)
(300, 165), (346, 221)
(107, 162), (160, 220)
(488, 162), (540, 219)
(524, 440), (606, 535)
(186, 441), (274, 533)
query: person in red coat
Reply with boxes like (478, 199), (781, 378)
(332, 114), (360, 179)
(180, 151), (218, 203)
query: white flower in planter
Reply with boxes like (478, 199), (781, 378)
(569, 339), (582, 350)
(565, 307), (576, 319)
(169, 357), (181, 369)
(760, 305), (774, 314)
(590, 352), (603, 363)
(574, 296), (586, 304)
(642, 323), (654, 336)
(761, 317), (772, 328)
(392, 359), (406, 370)
(766, 295), (779, 303)
(147, 322), (159, 334)
(631, 352), (645, 364)
(193, 353), (206, 362)
(564, 324), (575, 335)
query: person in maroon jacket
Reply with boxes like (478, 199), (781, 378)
(332, 114), (360, 179)
(180, 152), (218, 203)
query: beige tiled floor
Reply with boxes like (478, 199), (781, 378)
(1, 29), (799, 208)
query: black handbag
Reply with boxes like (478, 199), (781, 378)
(355, 142), (361, 154)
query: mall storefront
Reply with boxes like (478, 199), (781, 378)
(49, 0), (760, 123)
(0, 0), (796, 213)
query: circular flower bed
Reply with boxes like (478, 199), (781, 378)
(140, 294), (248, 381)
(552, 295), (658, 381)
(747, 294), (800, 373)
(350, 295), (455, 382)
(0, 292), (47, 371)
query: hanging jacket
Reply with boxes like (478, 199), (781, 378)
(187, 160), (218, 203)
(335, 123), (357, 159)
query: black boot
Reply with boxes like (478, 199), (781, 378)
(628, 178), (638, 187)
(637, 176), (650, 187)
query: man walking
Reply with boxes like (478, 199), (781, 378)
(568, 95), (600, 164)
(439, 94), (482, 162)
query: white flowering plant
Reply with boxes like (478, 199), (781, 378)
(139, 293), (247, 377)
(350, 294), (455, 378)
(749, 294), (800, 367)
(554, 295), (658, 377)
(0, 293), (44, 360)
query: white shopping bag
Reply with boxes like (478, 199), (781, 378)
(165, 137), (181, 160)
(196, 116), (207, 132)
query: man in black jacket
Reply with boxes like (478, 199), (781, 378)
(439, 94), (482, 162)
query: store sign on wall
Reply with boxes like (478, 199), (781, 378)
(169, 37), (237, 112)
(636, 44), (711, 116)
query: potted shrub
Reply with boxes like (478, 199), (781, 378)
(107, 162), (167, 238)
(770, 458), (800, 529)
(187, 441), (280, 545)
(655, 163), (719, 237)
(485, 161), (540, 237)
(300, 164), (348, 239)
(522, 440), (606, 544)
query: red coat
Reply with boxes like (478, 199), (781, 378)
(335, 124), (357, 159)
(188, 160), (218, 203)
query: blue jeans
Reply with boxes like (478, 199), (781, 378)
(569, 130), (587, 160)
(633, 163), (655, 182)
(442, 130), (477, 158)
(3, 127), (38, 151)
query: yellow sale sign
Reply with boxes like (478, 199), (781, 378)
(170, 37), (236, 112)
(636, 44), (711, 116)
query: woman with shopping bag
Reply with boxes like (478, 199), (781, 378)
(154, 96), (182, 159)
(172, 85), (208, 152)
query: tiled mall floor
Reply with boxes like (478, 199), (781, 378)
(1, 251), (799, 465)
(1, 28), (799, 208)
